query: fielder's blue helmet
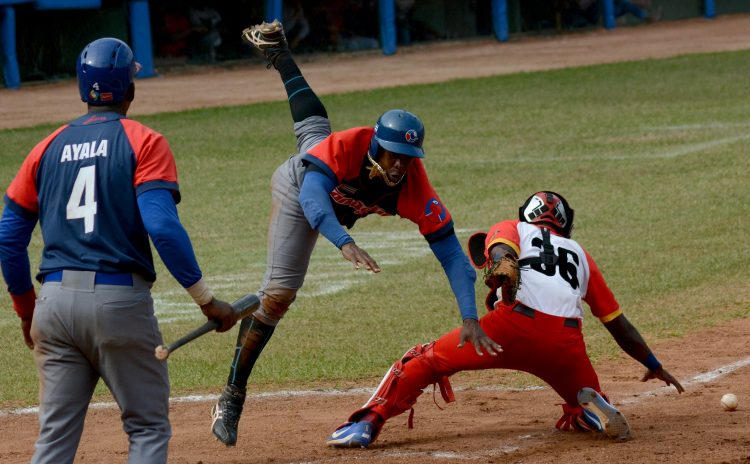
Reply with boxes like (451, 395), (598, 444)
(77, 38), (139, 105)
(369, 109), (425, 159)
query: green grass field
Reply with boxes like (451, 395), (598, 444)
(1, 50), (748, 407)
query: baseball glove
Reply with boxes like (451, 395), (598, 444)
(483, 256), (519, 305)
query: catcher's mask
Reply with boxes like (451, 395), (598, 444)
(519, 191), (575, 238)
(77, 38), (140, 106)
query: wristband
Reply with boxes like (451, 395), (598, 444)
(11, 289), (36, 320)
(186, 278), (214, 306)
(643, 353), (662, 371)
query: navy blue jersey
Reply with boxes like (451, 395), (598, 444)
(5, 112), (180, 282)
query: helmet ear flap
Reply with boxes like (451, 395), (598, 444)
(369, 135), (380, 159)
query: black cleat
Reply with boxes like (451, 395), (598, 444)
(211, 384), (246, 446)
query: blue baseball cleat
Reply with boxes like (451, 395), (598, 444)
(577, 387), (632, 441)
(326, 421), (375, 448)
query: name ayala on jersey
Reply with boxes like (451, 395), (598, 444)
(60, 140), (108, 163)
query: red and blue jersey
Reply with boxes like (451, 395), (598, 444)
(302, 127), (453, 241)
(4, 112), (179, 282)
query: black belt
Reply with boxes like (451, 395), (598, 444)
(512, 303), (580, 329)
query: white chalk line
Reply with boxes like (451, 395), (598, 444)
(645, 121), (750, 131)
(1, 356), (747, 462)
(618, 355), (750, 405)
(2, 355), (747, 413)
(471, 132), (750, 165)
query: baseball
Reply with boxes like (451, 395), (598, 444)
(154, 345), (170, 361)
(721, 393), (738, 411)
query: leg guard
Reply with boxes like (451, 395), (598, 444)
(226, 315), (276, 389)
(346, 342), (455, 433)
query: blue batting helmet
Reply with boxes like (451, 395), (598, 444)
(369, 109), (425, 159)
(77, 38), (138, 105)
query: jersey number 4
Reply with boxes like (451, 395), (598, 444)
(66, 165), (97, 233)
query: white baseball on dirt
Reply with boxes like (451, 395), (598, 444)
(721, 393), (738, 411)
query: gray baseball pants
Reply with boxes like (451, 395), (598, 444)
(254, 116), (332, 326)
(30, 270), (170, 464)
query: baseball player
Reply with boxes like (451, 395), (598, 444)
(0, 38), (238, 463)
(209, 20), (501, 447)
(326, 191), (685, 448)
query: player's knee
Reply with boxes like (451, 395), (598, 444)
(255, 289), (297, 325)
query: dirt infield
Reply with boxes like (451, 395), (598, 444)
(1, 14), (749, 464)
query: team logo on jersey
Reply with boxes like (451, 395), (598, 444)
(424, 198), (446, 223)
(83, 115), (107, 125)
(330, 188), (389, 217)
(405, 129), (419, 144)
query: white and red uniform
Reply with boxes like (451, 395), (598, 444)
(345, 219), (622, 430)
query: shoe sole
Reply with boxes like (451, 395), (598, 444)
(242, 23), (284, 48)
(577, 388), (632, 441)
(326, 434), (370, 448)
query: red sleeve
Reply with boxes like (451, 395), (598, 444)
(396, 160), (453, 236)
(582, 249), (620, 321)
(11, 289), (36, 320)
(120, 119), (178, 187)
(5, 125), (67, 214)
(306, 127), (373, 182)
(485, 219), (520, 257)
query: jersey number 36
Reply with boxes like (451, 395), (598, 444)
(529, 237), (580, 290)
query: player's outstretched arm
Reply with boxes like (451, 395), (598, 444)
(603, 314), (684, 393)
(641, 366), (684, 393)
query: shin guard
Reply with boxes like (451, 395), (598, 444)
(346, 342), (454, 432)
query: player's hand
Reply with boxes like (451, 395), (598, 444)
(641, 366), (685, 393)
(21, 319), (34, 350)
(457, 318), (502, 356)
(200, 298), (238, 333)
(340, 242), (381, 273)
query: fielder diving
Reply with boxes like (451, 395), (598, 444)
(209, 20), (501, 446)
(327, 191), (685, 448)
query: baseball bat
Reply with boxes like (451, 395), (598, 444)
(154, 293), (259, 361)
